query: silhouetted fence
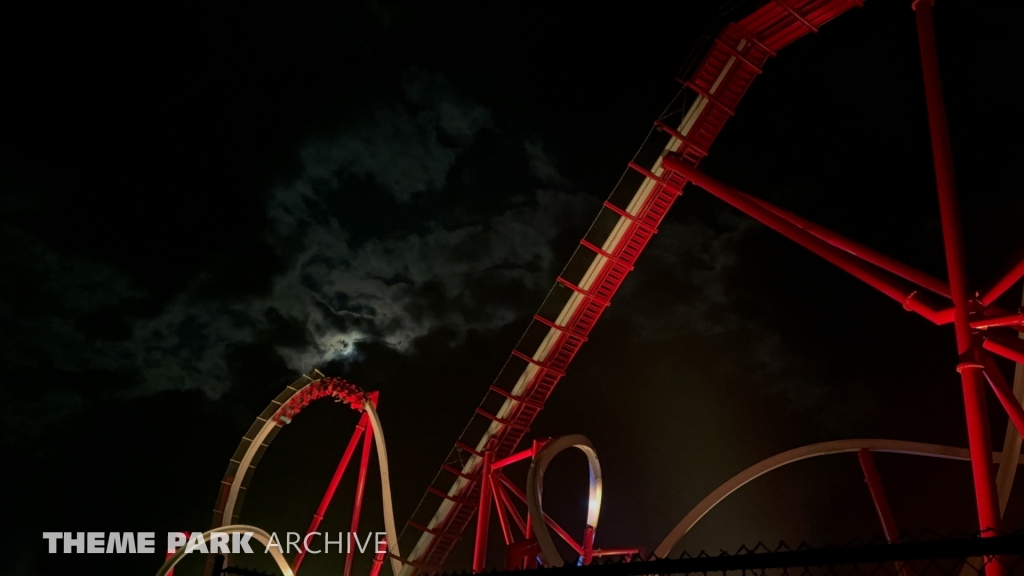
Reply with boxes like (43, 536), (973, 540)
(213, 531), (1024, 576)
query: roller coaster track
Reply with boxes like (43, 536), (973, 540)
(206, 372), (404, 576)
(400, 2), (866, 573)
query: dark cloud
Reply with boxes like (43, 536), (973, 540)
(288, 70), (492, 206)
(0, 227), (142, 372)
(1, 71), (595, 406)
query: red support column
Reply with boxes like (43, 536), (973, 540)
(747, 193), (951, 297)
(293, 413), (369, 573)
(369, 537), (387, 576)
(490, 476), (514, 545)
(582, 526), (596, 566)
(857, 450), (901, 542)
(984, 334), (1024, 365)
(981, 257), (1024, 306)
(858, 451), (915, 576)
(167, 532), (189, 576)
(660, 156), (953, 325)
(913, 5), (1003, 575)
(344, 411), (376, 576)
(978, 351), (1024, 439)
(473, 450), (494, 573)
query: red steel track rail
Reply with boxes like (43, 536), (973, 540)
(399, 2), (865, 573)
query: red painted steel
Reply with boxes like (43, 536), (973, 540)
(472, 451), (611, 567)
(492, 447), (535, 470)
(660, 156), (956, 325)
(582, 526), (596, 565)
(345, 416), (376, 576)
(493, 482), (527, 535)
(973, 312), (1024, 330)
(472, 451), (493, 573)
(746, 194), (951, 297)
(979, 351), (1024, 439)
(293, 414), (369, 573)
(984, 334), (1024, 365)
(490, 476), (514, 545)
(858, 450), (914, 576)
(370, 538), (388, 576)
(402, 2), (864, 571)
(914, 3), (1002, 566)
(495, 471), (584, 555)
(981, 257), (1024, 306)
(166, 532), (189, 576)
(857, 450), (901, 543)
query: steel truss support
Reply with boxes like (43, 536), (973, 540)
(978, 352), (1024, 442)
(345, 415), (376, 576)
(747, 194), (950, 298)
(858, 450), (916, 576)
(994, 290), (1024, 515)
(293, 414), (369, 573)
(292, 392), (380, 576)
(913, 6), (1003, 573)
(469, 438), (638, 572)
(655, 6), (1021, 570)
(858, 450), (900, 543)
(981, 257), (1024, 306)
(473, 450), (494, 573)
(659, 156), (952, 325)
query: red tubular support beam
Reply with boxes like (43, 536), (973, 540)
(344, 417), (375, 576)
(582, 526), (596, 566)
(293, 414), (368, 574)
(683, 81), (736, 116)
(978, 350), (1024, 440)
(542, 516), (584, 556)
(488, 385), (546, 410)
(774, 0), (819, 33)
(493, 473), (583, 555)
(627, 161), (669, 188)
(166, 532), (189, 576)
(858, 450), (915, 576)
(660, 155), (949, 323)
(602, 201), (658, 234)
(858, 449), (901, 542)
(407, 520), (458, 539)
(972, 311), (1024, 330)
(905, 292), (955, 325)
(591, 548), (642, 558)
(489, 476), (514, 545)
(915, 0), (1003, 562)
(746, 193), (951, 298)
(475, 408), (531, 432)
(556, 276), (611, 308)
(369, 538), (387, 576)
(473, 451), (493, 573)
(427, 486), (470, 505)
(455, 441), (483, 458)
(510, 349), (567, 377)
(441, 463), (474, 480)
(493, 479), (527, 535)
(494, 470), (528, 502)
(981, 257), (1024, 306)
(654, 120), (709, 158)
(491, 448), (534, 470)
(984, 334), (1024, 366)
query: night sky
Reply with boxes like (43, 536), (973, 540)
(2, 1), (1023, 575)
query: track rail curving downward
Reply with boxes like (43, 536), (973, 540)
(206, 371), (403, 576)
(211, 371), (372, 528)
(653, 439), (1024, 559)
(525, 435), (603, 568)
(158, 526), (294, 576)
